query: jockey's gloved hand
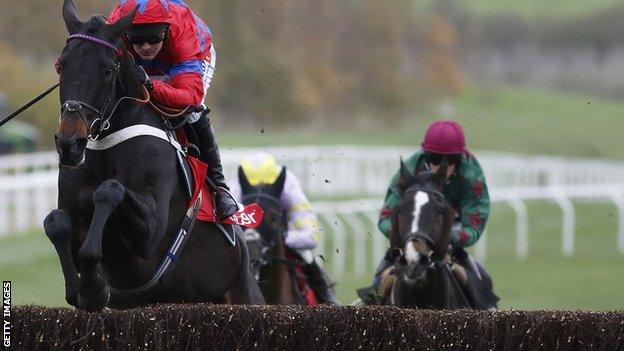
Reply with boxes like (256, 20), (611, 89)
(134, 64), (153, 91)
(451, 222), (462, 237)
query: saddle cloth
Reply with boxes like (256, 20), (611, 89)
(185, 152), (262, 228)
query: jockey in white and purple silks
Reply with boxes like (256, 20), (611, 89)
(229, 151), (339, 304)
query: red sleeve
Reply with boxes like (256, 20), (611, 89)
(151, 72), (204, 108)
(149, 16), (208, 109)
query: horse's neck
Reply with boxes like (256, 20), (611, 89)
(265, 242), (298, 304)
(105, 102), (164, 136)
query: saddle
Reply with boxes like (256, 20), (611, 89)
(452, 248), (499, 309)
(284, 250), (320, 306)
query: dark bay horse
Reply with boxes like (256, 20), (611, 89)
(239, 167), (310, 304)
(43, 0), (263, 311)
(383, 160), (494, 309)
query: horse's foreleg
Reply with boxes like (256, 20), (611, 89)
(77, 179), (125, 311)
(43, 209), (78, 307)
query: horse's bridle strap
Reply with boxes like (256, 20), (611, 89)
(67, 34), (123, 56)
(86, 124), (183, 152)
(404, 232), (436, 248)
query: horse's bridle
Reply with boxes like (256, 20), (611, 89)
(241, 192), (286, 254)
(241, 190), (307, 304)
(399, 184), (451, 262)
(60, 34), (140, 141)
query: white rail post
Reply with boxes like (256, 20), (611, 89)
(474, 229), (487, 262)
(0, 190), (7, 237)
(608, 189), (624, 254)
(15, 187), (30, 233)
(553, 190), (576, 257)
(320, 212), (346, 278)
(342, 213), (369, 277)
(509, 197), (529, 259)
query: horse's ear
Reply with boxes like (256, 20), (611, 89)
(434, 158), (449, 190)
(270, 167), (287, 197)
(62, 0), (82, 34)
(238, 166), (255, 195)
(106, 6), (138, 39)
(399, 158), (413, 184)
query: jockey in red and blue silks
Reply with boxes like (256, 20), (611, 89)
(109, 0), (238, 219)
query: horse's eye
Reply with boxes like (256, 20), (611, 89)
(103, 69), (114, 78)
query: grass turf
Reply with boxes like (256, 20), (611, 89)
(2, 200), (623, 310)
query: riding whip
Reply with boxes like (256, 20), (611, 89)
(0, 83), (59, 127)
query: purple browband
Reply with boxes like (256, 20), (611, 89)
(67, 34), (122, 56)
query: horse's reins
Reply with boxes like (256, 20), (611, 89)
(0, 83), (59, 128)
(60, 34), (149, 140)
(61, 34), (191, 142)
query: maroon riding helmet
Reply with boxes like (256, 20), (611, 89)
(421, 120), (466, 155)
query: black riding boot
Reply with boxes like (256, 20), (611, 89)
(301, 261), (340, 305)
(356, 252), (393, 304)
(190, 116), (238, 220)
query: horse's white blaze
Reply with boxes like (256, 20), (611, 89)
(405, 241), (420, 264)
(411, 191), (430, 234)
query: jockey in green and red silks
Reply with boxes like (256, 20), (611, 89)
(377, 121), (491, 248)
(359, 119), (491, 304)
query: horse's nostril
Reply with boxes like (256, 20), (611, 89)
(75, 137), (87, 146)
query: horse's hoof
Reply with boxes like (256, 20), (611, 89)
(77, 286), (110, 312)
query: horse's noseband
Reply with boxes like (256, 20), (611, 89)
(60, 99), (109, 140)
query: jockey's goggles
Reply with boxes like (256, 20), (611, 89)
(425, 153), (461, 166)
(128, 31), (166, 45)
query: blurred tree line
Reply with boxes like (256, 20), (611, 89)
(448, 0), (624, 97)
(0, 0), (462, 146)
(2, 0), (622, 149)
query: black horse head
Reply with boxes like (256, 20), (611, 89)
(239, 166), (288, 277)
(391, 158), (454, 287)
(55, 0), (141, 167)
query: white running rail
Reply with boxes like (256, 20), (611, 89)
(314, 185), (624, 279)
(3, 146), (624, 271)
